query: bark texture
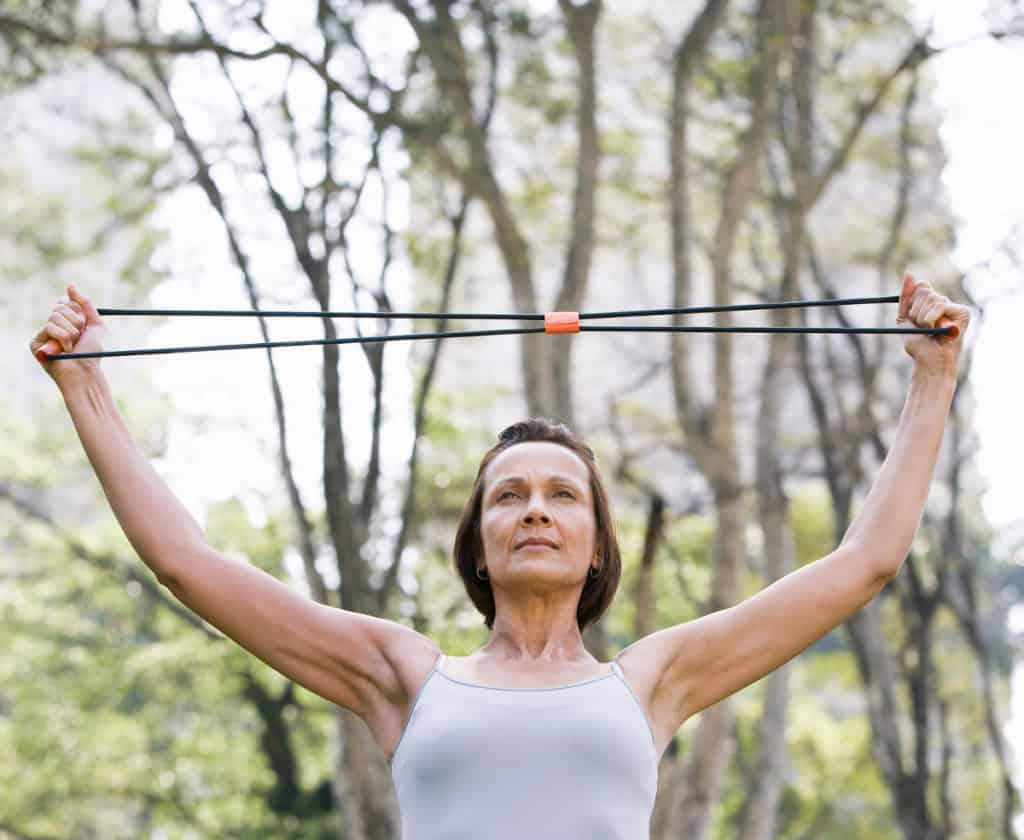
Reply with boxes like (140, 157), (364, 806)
(665, 2), (782, 836)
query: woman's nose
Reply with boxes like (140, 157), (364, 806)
(521, 498), (552, 524)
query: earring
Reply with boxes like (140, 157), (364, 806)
(476, 566), (489, 580)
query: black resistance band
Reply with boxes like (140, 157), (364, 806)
(42, 294), (958, 361)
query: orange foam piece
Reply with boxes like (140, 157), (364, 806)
(544, 311), (580, 334)
(36, 339), (61, 360)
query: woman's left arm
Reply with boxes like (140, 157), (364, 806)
(624, 273), (971, 724)
(837, 272), (970, 573)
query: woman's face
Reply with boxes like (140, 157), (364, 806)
(478, 441), (597, 589)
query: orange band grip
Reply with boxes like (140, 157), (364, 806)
(36, 338), (61, 361)
(544, 311), (580, 334)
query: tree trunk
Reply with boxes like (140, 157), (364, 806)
(737, 6), (813, 830)
(669, 491), (744, 840)
(668, 700), (735, 840)
(551, 0), (602, 426)
(666, 3), (782, 836)
(634, 494), (666, 640)
(740, 250), (800, 840)
(334, 709), (400, 840)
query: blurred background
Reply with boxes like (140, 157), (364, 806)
(2, 1), (1023, 837)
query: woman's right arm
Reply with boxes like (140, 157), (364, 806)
(31, 286), (435, 720)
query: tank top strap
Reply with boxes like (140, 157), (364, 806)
(610, 660), (624, 679)
(436, 653), (447, 674)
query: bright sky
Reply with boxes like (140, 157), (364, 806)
(910, 0), (1024, 825)
(911, 2), (1024, 534)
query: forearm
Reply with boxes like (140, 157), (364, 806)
(60, 371), (207, 579)
(840, 367), (957, 577)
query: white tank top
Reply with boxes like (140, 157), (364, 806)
(390, 653), (661, 839)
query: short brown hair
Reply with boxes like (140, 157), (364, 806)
(453, 418), (621, 632)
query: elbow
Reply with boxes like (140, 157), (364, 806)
(873, 564), (901, 588)
(149, 546), (203, 591)
(152, 561), (181, 591)
(839, 541), (903, 588)
(872, 544), (910, 585)
(149, 540), (213, 590)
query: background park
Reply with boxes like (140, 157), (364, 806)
(2, 1), (1024, 837)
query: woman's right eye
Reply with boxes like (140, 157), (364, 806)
(498, 491), (518, 501)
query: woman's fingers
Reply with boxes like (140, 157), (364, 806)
(68, 284), (103, 325)
(45, 302), (82, 355)
(922, 300), (946, 328)
(51, 310), (80, 340)
(32, 331), (59, 360)
(939, 302), (970, 339)
(909, 294), (925, 322)
(58, 303), (86, 328)
(43, 322), (75, 353)
(896, 273), (968, 342)
(32, 292), (93, 361)
(909, 286), (945, 325)
(31, 323), (52, 350)
(897, 272), (916, 322)
(898, 272), (952, 331)
(902, 279), (968, 339)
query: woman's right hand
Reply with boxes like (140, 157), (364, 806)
(30, 284), (107, 388)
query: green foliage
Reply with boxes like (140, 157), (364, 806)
(501, 7), (534, 39)
(1, 460), (339, 836)
(790, 484), (837, 566)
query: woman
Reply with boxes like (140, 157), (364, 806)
(31, 274), (969, 838)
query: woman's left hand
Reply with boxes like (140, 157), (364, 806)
(898, 272), (971, 377)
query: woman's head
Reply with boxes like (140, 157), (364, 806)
(454, 418), (621, 632)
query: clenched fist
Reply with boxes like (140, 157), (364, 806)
(897, 272), (970, 377)
(30, 284), (107, 388)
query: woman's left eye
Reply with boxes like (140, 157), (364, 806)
(556, 489), (575, 499)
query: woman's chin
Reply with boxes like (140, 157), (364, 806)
(502, 560), (583, 586)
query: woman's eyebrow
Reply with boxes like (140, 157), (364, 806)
(490, 475), (585, 489)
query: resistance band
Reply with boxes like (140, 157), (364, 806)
(40, 294), (958, 361)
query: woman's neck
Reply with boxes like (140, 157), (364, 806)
(478, 628), (592, 665)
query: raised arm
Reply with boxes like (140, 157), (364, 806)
(30, 285), (431, 720)
(620, 274), (971, 727)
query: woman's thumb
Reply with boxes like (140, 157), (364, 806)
(67, 283), (104, 325)
(896, 271), (916, 323)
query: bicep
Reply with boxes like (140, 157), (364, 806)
(159, 547), (407, 717)
(670, 545), (890, 720)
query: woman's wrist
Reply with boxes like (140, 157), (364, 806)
(57, 366), (108, 404)
(910, 360), (959, 390)
(903, 363), (957, 426)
